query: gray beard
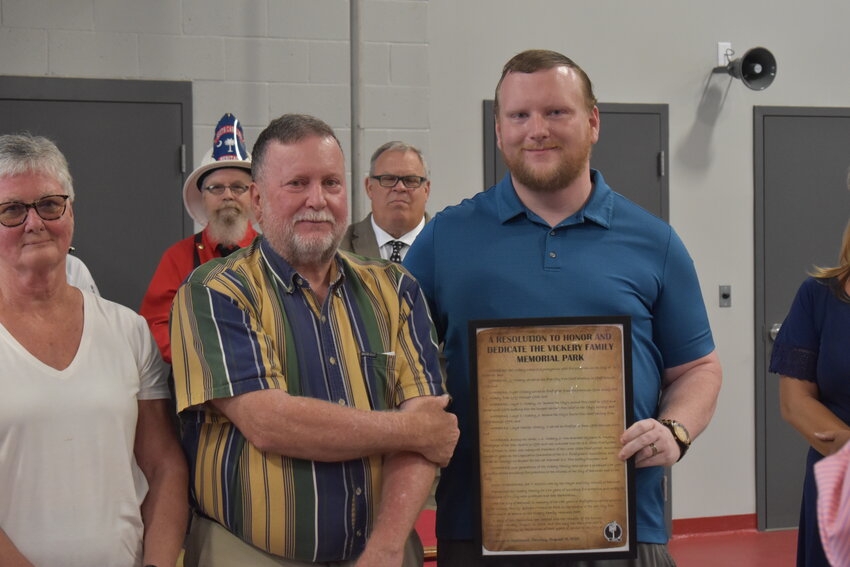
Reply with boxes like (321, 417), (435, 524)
(284, 232), (340, 267)
(266, 223), (345, 269)
(206, 211), (249, 246)
(260, 209), (347, 270)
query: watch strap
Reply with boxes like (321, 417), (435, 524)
(658, 419), (690, 461)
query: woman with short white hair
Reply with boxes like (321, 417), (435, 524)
(0, 133), (187, 567)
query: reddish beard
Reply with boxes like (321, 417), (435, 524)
(502, 139), (592, 194)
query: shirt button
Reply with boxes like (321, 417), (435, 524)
(295, 277), (302, 285)
(338, 399), (346, 406)
(549, 252), (557, 258)
(356, 530), (362, 537)
(355, 487), (362, 496)
(329, 356), (336, 365)
(321, 315), (327, 323)
(550, 230), (556, 236)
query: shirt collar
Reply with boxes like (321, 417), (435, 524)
(494, 169), (614, 229)
(259, 237), (344, 294)
(370, 214), (427, 247)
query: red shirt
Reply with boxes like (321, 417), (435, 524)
(140, 225), (257, 362)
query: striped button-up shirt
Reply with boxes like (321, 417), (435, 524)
(171, 237), (444, 562)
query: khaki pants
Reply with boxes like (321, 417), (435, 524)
(184, 514), (424, 567)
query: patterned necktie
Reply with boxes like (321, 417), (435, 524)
(389, 240), (404, 263)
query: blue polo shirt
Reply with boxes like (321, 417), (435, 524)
(404, 170), (714, 544)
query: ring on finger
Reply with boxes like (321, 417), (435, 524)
(649, 442), (659, 457)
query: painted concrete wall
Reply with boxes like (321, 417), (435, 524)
(3, 0), (849, 521)
(427, 1), (850, 520)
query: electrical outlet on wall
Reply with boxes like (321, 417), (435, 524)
(717, 42), (732, 66)
(719, 285), (732, 308)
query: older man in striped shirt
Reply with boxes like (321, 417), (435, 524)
(171, 114), (459, 567)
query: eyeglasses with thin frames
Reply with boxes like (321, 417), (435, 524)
(0, 195), (70, 228)
(370, 175), (428, 189)
(202, 184), (250, 196)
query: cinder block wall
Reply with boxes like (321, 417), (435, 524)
(0, 0), (430, 222)
(354, 0), (430, 220)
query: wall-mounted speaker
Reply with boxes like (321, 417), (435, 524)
(713, 47), (777, 91)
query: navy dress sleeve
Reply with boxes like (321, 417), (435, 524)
(769, 277), (821, 381)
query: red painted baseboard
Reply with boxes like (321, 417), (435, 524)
(672, 513), (757, 536)
(416, 509), (438, 547)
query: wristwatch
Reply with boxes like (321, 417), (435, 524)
(658, 419), (691, 461)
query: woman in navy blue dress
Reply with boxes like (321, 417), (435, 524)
(770, 221), (850, 567)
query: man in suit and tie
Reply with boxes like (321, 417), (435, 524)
(340, 141), (431, 261)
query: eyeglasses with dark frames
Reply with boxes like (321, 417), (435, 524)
(370, 175), (428, 189)
(202, 184), (250, 196)
(0, 195), (70, 228)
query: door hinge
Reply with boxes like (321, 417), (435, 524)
(180, 144), (187, 174)
(657, 150), (666, 177)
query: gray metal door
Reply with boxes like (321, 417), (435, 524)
(0, 76), (192, 311)
(755, 106), (850, 530)
(483, 102), (669, 220)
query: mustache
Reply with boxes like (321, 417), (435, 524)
(218, 203), (242, 210)
(294, 212), (335, 223)
(523, 144), (560, 151)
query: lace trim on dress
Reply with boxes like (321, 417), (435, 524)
(769, 343), (818, 381)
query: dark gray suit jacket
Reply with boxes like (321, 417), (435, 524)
(339, 213), (430, 259)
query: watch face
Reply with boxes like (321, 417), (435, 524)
(672, 423), (690, 444)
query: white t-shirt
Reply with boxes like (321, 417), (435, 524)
(66, 254), (100, 295)
(0, 291), (169, 567)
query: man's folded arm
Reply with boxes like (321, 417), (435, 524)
(211, 390), (458, 466)
(354, 399), (440, 566)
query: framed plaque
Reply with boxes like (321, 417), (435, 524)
(469, 316), (636, 563)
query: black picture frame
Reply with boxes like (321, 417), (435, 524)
(468, 315), (636, 564)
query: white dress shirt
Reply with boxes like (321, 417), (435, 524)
(370, 215), (426, 262)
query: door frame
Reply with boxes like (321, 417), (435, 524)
(0, 75), (193, 236)
(754, 105), (850, 529)
(0, 75), (194, 309)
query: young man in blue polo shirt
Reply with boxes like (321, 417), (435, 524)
(404, 49), (722, 567)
